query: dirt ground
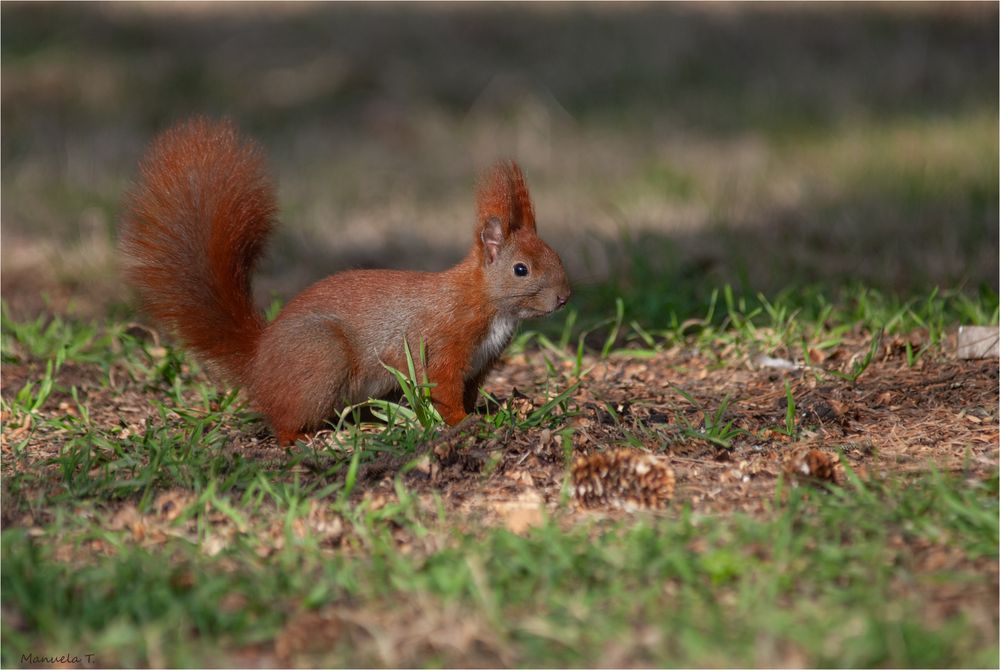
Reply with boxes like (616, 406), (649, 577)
(4, 329), (997, 526)
(397, 333), (998, 523)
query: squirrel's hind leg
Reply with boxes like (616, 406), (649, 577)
(251, 314), (357, 444)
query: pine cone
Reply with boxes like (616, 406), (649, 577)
(783, 448), (844, 485)
(572, 449), (675, 510)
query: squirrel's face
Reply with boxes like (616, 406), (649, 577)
(475, 161), (570, 320)
(482, 222), (571, 320)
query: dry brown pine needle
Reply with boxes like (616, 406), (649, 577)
(572, 449), (675, 510)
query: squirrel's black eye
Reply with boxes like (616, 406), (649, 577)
(513, 262), (529, 277)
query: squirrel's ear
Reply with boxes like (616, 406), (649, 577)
(475, 161), (536, 262)
(480, 216), (503, 264)
(476, 163), (512, 263)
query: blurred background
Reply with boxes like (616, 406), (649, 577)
(2, 2), (997, 326)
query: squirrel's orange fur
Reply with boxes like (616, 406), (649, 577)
(121, 118), (570, 443)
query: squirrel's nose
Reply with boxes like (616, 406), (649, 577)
(556, 293), (570, 308)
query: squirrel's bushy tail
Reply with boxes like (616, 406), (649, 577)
(120, 117), (276, 384)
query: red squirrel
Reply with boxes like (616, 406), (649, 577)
(120, 117), (571, 444)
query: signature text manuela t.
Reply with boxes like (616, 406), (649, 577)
(21, 653), (95, 665)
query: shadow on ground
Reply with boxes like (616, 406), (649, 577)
(2, 2), (997, 319)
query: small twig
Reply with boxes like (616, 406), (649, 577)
(859, 370), (960, 403)
(667, 455), (728, 467)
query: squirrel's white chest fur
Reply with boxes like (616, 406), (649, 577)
(469, 316), (517, 379)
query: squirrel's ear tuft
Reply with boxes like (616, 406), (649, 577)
(475, 161), (536, 242)
(507, 162), (536, 232)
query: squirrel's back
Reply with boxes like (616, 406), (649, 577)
(120, 118), (276, 383)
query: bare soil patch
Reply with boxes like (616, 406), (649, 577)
(4, 332), (996, 527)
(421, 337), (997, 524)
